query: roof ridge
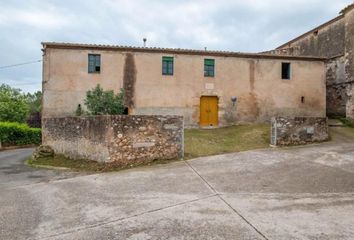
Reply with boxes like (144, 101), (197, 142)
(41, 42), (326, 61)
(340, 3), (354, 14)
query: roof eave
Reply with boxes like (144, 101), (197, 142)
(41, 42), (326, 61)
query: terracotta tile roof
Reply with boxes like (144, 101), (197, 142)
(41, 42), (325, 61)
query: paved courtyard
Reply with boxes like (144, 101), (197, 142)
(1, 130), (354, 239)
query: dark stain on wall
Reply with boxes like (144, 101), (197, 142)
(327, 84), (347, 117)
(223, 102), (237, 124)
(248, 60), (260, 120)
(326, 57), (347, 117)
(248, 92), (260, 120)
(223, 61), (256, 124)
(249, 60), (255, 91)
(123, 53), (137, 108)
(306, 97), (322, 110)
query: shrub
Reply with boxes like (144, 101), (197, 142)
(75, 104), (83, 116)
(0, 122), (41, 146)
(84, 84), (125, 115)
(340, 118), (354, 128)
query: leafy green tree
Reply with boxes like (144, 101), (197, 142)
(25, 91), (42, 114)
(84, 84), (125, 115)
(0, 84), (29, 122)
(24, 91), (42, 128)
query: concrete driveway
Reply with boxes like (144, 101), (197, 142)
(1, 131), (354, 239)
(0, 148), (80, 189)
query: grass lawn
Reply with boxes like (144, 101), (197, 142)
(330, 126), (354, 141)
(343, 127), (354, 138)
(184, 124), (270, 159)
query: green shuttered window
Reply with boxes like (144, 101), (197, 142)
(88, 54), (101, 73)
(204, 59), (215, 77)
(162, 56), (174, 75)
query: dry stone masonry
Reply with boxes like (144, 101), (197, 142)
(271, 117), (328, 146)
(42, 115), (183, 165)
(268, 4), (354, 121)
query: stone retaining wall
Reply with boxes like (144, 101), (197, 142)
(42, 115), (183, 164)
(271, 117), (328, 146)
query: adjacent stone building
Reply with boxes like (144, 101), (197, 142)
(42, 42), (325, 127)
(269, 4), (354, 120)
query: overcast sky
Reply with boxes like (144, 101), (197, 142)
(0, 0), (352, 93)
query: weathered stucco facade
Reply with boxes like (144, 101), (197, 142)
(42, 43), (326, 127)
(272, 4), (354, 120)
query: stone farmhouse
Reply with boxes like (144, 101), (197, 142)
(268, 3), (354, 120)
(41, 3), (354, 128)
(41, 42), (325, 127)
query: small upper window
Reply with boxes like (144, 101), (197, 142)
(162, 56), (173, 75)
(204, 59), (215, 77)
(88, 54), (101, 73)
(281, 62), (291, 80)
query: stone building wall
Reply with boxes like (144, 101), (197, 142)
(42, 115), (184, 164)
(274, 4), (354, 120)
(344, 6), (354, 119)
(262, 47), (300, 56)
(326, 56), (347, 117)
(277, 16), (345, 58)
(271, 117), (328, 146)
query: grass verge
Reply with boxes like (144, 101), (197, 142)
(339, 118), (354, 128)
(330, 126), (354, 141)
(27, 155), (177, 173)
(184, 124), (270, 159)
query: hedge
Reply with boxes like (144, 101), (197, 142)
(0, 122), (41, 146)
(340, 118), (354, 128)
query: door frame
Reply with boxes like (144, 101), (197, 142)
(199, 95), (219, 127)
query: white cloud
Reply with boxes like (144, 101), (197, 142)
(0, 0), (353, 92)
(0, 8), (73, 29)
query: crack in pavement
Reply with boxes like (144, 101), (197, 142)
(183, 160), (218, 193)
(218, 195), (269, 240)
(37, 159), (269, 240)
(37, 193), (218, 240)
(183, 160), (269, 240)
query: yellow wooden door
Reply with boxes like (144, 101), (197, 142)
(200, 96), (218, 127)
(200, 97), (209, 126)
